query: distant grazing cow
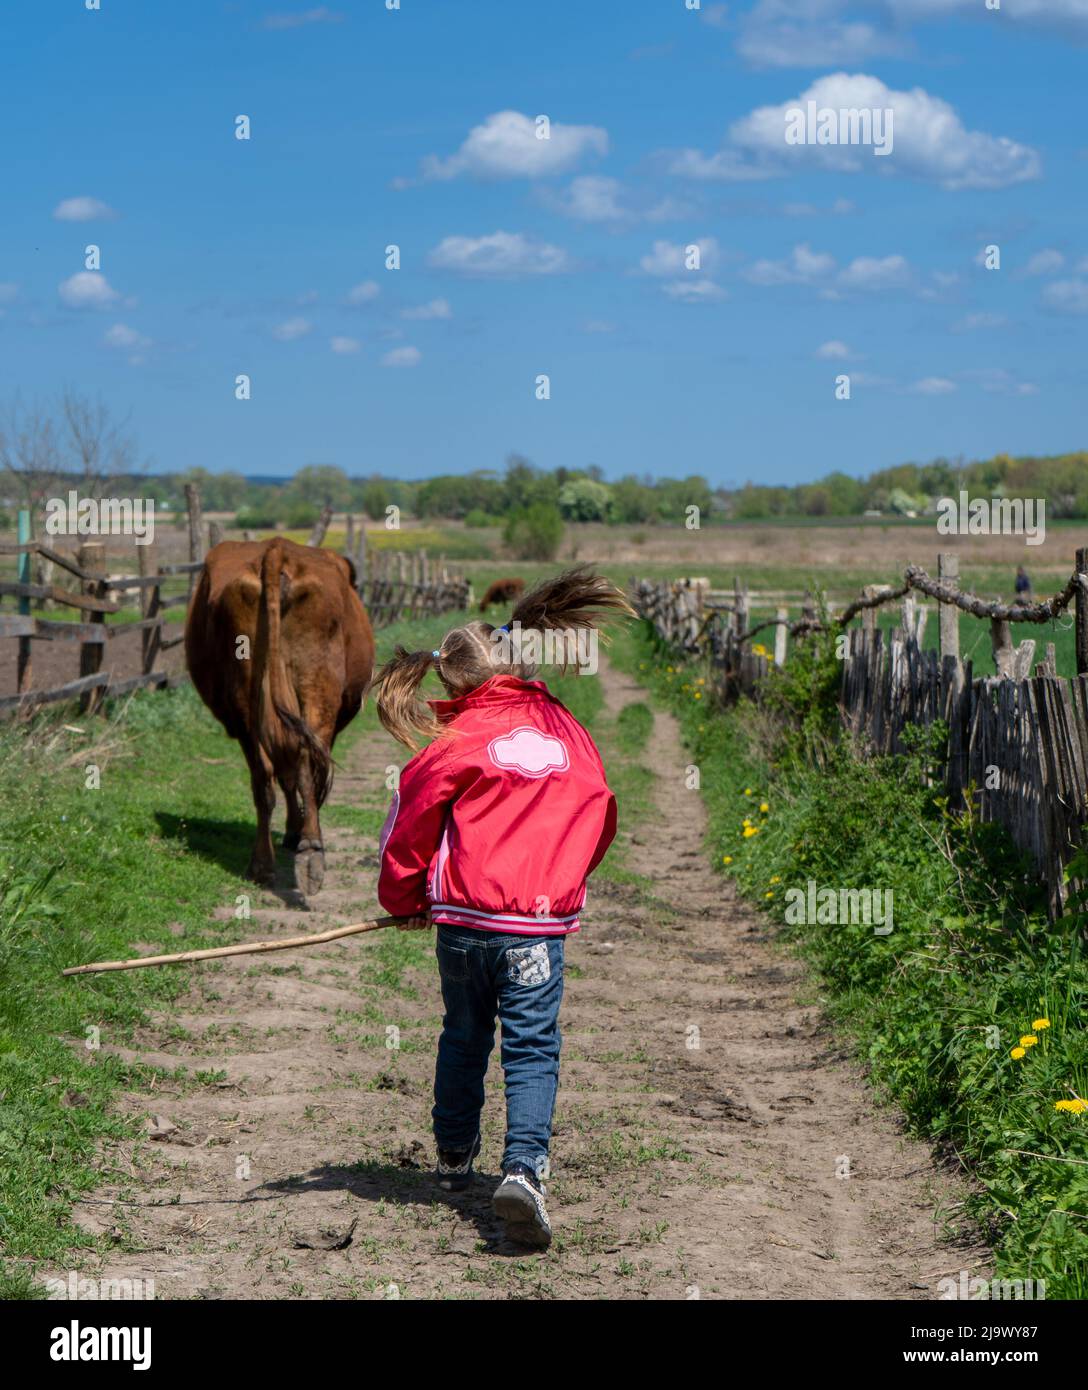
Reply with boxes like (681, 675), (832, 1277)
(479, 577), (525, 613)
(186, 537), (374, 897)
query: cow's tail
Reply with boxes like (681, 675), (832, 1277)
(255, 539), (333, 806)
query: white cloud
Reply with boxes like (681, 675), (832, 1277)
(53, 196), (118, 222)
(401, 298), (451, 320)
(103, 323), (150, 349)
(701, 2), (732, 29)
(260, 7), (343, 30)
(735, 0), (1088, 70)
(664, 73), (1040, 190)
(963, 367), (1039, 396)
(346, 280), (380, 305)
(737, 0), (908, 67)
(428, 231), (569, 278)
(1041, 279), (1088, 314)
(58, 272), (118, 308)
(744, 243), (912, 294)
(783, 197), (855, 217)
(911, 377), (957, 395)
(952, 312), (1008, 332)
(330, 336), (361, 354)
(816, 339), (851, 359)
(639, 238), (719, 276)
(381, 346), (421, 367)
(1025, 249), (1065, 276)
(662, 279), (727, 302)
(551, 175), (628, 222)
(415, 110), (608, 182)
(272, 316), (312, 341)
(744, 242), (835, 285)
(837, 254), (910, 290)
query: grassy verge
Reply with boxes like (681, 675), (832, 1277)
(617, 618), (1088, 1299)
(0, 610), (469, 1298)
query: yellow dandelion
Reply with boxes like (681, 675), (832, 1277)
(694, 691), (702, 700)
(764, 891), (774, 899)
(1033, 1018), (1050, 1030)
(696, 677), (705, 686)
(722, 855), (733, 865)
(1055, 1099), (1088, 1114)
(1020, 1035), (1038, 1048)
(744, 787), (753, 796)
(759, 802), (769, 814)
(743, 825), (760, 839)
(1010, 1046), (1026, 1059)
(770, 875), (781, 884)
(666, 666), (674, 674)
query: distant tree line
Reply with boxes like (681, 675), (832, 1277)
(3, 393), (1086, 536)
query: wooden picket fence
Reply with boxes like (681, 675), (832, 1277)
(0, 492), (470, 716)
(632, 553), (1088, 917)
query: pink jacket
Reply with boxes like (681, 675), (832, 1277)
(377, 675), (617, 934)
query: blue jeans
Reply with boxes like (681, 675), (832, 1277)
(432, 923), (566, 1177)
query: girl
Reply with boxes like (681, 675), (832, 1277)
(373, 569), (634, 1249)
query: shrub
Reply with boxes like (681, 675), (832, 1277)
(503, 502), (564, 561)
(233, 507), (279, 530)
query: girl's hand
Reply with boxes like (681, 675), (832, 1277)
(395, 912), (433, 931)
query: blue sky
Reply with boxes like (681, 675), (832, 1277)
(1, 0), (1084, 488)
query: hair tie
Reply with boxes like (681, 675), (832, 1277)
(432, 650), (441, 661)
(497, 624), (510, 634)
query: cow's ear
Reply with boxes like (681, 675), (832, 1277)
(340, 554), (358, 588)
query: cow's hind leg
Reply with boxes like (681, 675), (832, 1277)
(293, 750), (326, 897)
(282, 786), (304, 853)
(244, 742), (278, 886)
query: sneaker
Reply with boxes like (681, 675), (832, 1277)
(492, 1162), (552, 1249)
(435, 1132), (481, 1192)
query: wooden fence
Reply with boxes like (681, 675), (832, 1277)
(632, 553), (1088, 916)
(0, 496), (470, 716)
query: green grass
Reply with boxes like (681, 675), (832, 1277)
(0, 608), (470, 1297)
(619, 618), (1088, 1299)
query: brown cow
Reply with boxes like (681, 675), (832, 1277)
(479, 576), (525, 613)
(186, 537), (374, 897)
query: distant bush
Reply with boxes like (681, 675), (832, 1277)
(285, 501), (319, 529)
(504, 502), (564, 561)
(463, 508), (503, 528)
(362, 482), (389, 522)
(558, 478), (610, 522)
(233, 507), (280, 530)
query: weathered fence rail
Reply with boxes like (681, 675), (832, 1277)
(632, 555), (1088, 917)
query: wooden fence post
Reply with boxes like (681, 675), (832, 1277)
(774, 607), (788, 666)
(355, 522), (367, 587)
(185, 484), (203, 596)
(78, 541), (107, 712)
(1076, 547), (1088, 675)
(733, 576), (749, 638)
(938, 552), (959, 661)
(308, 505), (333, 547)
(345, 514), (355, 562)
(16, 509), (32, 695)
(991, 617), (1014, 678)
(207, 520), (223, 549)
(138, 542), (162, 676)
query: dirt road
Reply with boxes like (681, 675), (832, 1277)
(58, 657), (986, 1299)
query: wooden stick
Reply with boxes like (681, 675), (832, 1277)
(62, 915), (410, 976)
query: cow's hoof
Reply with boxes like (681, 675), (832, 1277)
(246, 861), (277, 887)
(294, 841), (325, 896)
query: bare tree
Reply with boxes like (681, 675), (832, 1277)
(60, 387), (144, 499)
(0, 395), (62, 520)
